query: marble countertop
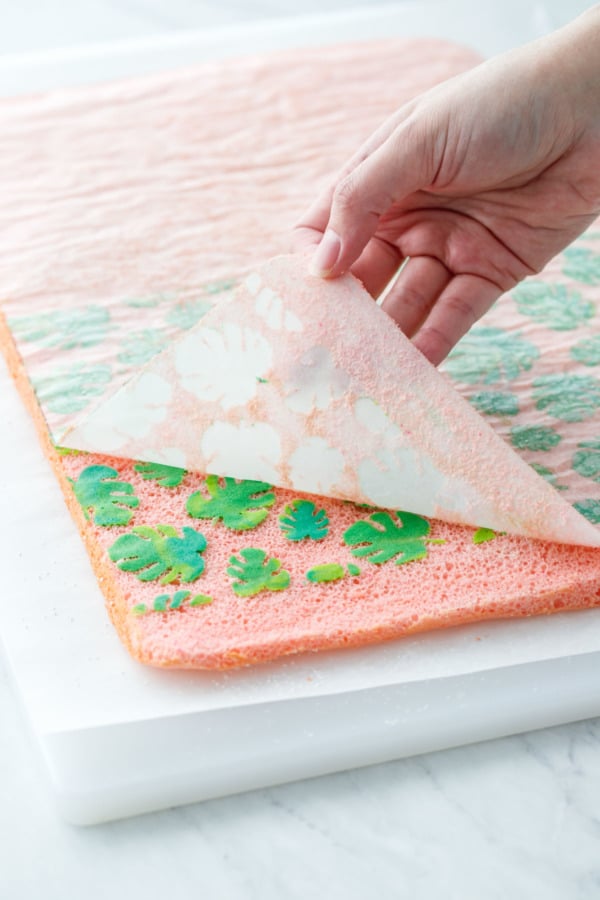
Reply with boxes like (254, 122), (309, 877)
(2, 1), (600, 896)
(3, 648), (600, 898)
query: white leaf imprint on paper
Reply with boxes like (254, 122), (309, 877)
(244, 272), (262, 295)
(285, 346), (350, 414)
(201, 421), (281, 483)
(75, 371), (172, 452)
(289, 436), (345, 495)
(255, 287), (303, 333)
(353, 397), (495, 519)
(175, 323), (272, 411)
(354, 396), (401, 437)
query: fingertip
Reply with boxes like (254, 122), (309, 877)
(308, 228), (342, 278)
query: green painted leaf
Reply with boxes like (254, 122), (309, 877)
(8, 305), (110, 350)
(72, 465), (139, 526)
(33, 364), (112, 415)
(473, 527), (496, 544)
(131, 590), (211, 615)
(279, 499), (329, 541)
(204, 279), (236, 295)
(570, 335), (600, 367)
(117, 329), (168, 365)
(510, 425), (562, 452)
(533, 374), (600, 422)
(166, 297), (213, 330)
(227, 548), (290, 597)
(574, 499), (600, 524)
(153, 594), (169, 612)
(131, 604), (147, 616)
(54, 445), (85, 457)
(108, 525), (207, 584)
(123, 291), (176, 308)
(469, 391), (519, 416)
(563, 246), (600, 285)
(190, 594), (214, 606)
(444, 327), (538, 385)
(343, 511), (430, 566)
(512, 282), (594, 330)
(187, 476), (275, 530)
(347, 563), (361, 576)
(168, 590), (191, 609)
(529, 463), (567, 490)
(573, 440), (600, 482)
(306, 563), (345, 583)
(134, 460), (187, 488)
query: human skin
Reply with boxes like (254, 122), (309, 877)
(293, 6), (600, 365)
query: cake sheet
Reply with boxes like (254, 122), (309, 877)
(59, 254), (600, 546)
(2, 37), (600, 671)
(1, 38), (600, 547)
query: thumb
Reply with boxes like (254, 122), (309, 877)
(310, 118), (436, 279)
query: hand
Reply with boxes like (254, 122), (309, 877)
(293, 8), (600, 364)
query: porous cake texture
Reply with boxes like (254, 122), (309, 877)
(2, 37), (600, 668)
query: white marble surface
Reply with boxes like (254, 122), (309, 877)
(3, 646), (600, 898)
(2, 0), (600, 896)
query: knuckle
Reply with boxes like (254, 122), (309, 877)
(441, 294), (478, 327)
(398, 284), (430, 314)
(333, 174), (361, 213)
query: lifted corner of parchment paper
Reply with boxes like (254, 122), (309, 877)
(58, 254), (600, 548)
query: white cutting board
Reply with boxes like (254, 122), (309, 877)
(3, 2), (600, 826)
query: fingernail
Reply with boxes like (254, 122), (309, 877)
(309, 229), (341, 277)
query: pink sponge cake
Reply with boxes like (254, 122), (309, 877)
(2, 263), (600, 668)
(2, 35), (600, 669)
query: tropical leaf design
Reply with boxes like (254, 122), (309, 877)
(572, 440), (600, 482)
(71, 465), (139, 526)
(131, 590), (213, 615)
(123, 291), (176, 308)
(563, 246), (600, 285)
(529, 463), (567, 490)
(33, 363), (112, 415)
(187, 476), (275, 530)
(574, 499), (600, 524)
(227, 548), (290, 597)
(166, 297), (213, 330)
(512, 282), (594, 330)
(279, 499), (329, 541)
(469, 391), (519, 417)
(510, 425), (562, 452)
(117, 329), (168, 365)
(570, 335), (600, 367)
(8, 305), (110, 350)
(343, 511), (430, 566)
(444, 327), (538, 384)
(306, 563), (345, 583)
(532, 374), (600, 422)
(472, 527), (497, 544)
(134, 460), (187, 488)
(108, 525), (207, 584)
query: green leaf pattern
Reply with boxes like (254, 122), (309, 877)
(108, 525), (207, 584)
(72, 465), (139, 526)
(444, 327), (538, 384)
(227, 549), (290, 597)
(512, 282), (594, 330)
(187, 476), (275, 530)
(279, 499), (329, 541)
(134, 461), (187, 488)
(343, 511), (431, 566)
